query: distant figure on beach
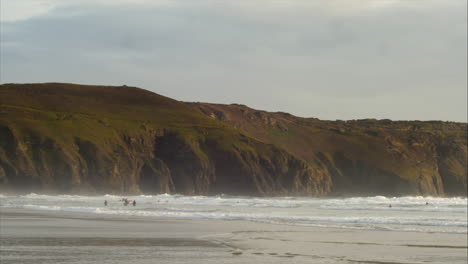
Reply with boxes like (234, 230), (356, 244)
(133, 200), (136, 206)
(426, 202), (429, 205)
(104, 200), (108, 206)
(388, 204), (392, 208)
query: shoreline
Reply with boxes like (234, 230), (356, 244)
(2, 205), (466, 235)
(1, 208), (467, 264)
(2, 191), (467, 198)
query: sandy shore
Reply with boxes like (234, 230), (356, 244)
(1, 208), (466, 264)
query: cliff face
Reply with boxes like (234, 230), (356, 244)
(0, 83), (330, 195)
(0, 83), (465, 196)
(188, 103), (467, 196)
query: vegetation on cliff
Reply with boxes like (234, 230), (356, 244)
(0, 83), (329, 195)
(0, 83), (465, 196)
(188, 103), (467, 196)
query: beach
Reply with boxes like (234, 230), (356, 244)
(1, 208), (466, 264)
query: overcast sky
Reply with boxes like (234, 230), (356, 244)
(1, 0), (466, 121)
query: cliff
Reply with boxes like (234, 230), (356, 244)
(0, 83), (330, 195)
(188, 103), (467, 196)
(0, 83), (465, 196)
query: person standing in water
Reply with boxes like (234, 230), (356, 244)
(104, 200), (108, 206)
(133, 200), (136, 206)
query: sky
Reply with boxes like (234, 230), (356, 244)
(1, 0), (467, 121)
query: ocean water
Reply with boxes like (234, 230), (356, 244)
(0, 193), (466, 234)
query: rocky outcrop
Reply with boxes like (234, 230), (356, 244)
(436, 135), (467, 195)
(0, 83), (465, 196)
(0, 125), (330, 195)
(0, 83), (330, 195)
(189, 103), (467, 196)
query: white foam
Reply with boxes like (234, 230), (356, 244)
(1, 193), (466, 234)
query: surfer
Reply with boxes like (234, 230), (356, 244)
(388, 204), (392, 208)
(123, 198), (129, 206)
(425, 202), (429, 205)
(133, 200), (136, 206)
(104, 200), (108, 206)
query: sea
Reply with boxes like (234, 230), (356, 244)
(0, 194), (466, 234)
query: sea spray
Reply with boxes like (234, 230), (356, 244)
(1, 194), (466, 234)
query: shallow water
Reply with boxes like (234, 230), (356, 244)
(1, 194), (466, 234)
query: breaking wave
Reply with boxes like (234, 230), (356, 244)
(1, 193), (466, 234)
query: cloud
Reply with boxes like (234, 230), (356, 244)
(0, 0), (174, 22)
(1, 0), (466, 121)
(0, 0), (436, 22)
(0, 0), (54, 22)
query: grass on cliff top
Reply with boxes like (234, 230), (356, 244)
(0, 83), (278, 161)
(0, 83), (224, 127)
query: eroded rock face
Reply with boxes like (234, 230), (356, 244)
(0, 125), (329, 195)
(0, 83), (465, 196)
(0, 83), (330, 195)
(436, 136), (467, 196)
(189, 103), (467, 197)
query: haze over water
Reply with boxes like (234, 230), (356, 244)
(1, 194), (466, 234)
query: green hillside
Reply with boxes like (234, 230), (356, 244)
(0, 83), (330, 195)
(189, 103), (467, 196)
(1, 83), (465, 196)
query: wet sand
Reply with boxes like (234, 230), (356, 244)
(1, 208), (466, 264)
